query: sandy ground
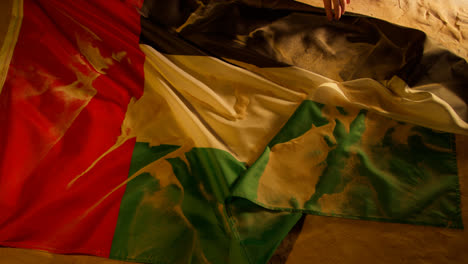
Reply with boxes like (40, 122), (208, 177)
(299, 0), (468, 59)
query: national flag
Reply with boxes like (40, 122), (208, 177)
(1, 0), (467, 263)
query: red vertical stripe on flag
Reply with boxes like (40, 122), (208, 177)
(0, 0), (145, 257)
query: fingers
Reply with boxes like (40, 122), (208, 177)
(322, 0), (333, 21)
(323, 0), (348, 21)
(333, 0), (340, 20)
(340, 0), (346, 15)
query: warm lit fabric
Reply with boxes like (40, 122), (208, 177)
(0, 1), (467, 264)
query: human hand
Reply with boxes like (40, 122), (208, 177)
(322, 0), (350, 21)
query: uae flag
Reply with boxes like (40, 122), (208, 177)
(1, 0), (467, 263)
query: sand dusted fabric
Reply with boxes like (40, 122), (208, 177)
(0, 0), (467, 264)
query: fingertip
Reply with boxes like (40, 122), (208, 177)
(340, 1), (346, 15)
(334, 7), (340, 20)
(325, 9), (333, 21)
(323, 1), (333, 21)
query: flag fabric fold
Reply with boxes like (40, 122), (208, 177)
(1, 0), (467, 263)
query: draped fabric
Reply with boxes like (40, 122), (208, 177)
(0, 0), (467, 263)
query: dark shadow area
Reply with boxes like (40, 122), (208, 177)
(139, 0), (468, 121)
(268, 215), (306, 264)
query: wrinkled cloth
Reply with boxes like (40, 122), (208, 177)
(0, 1), (467, 264)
